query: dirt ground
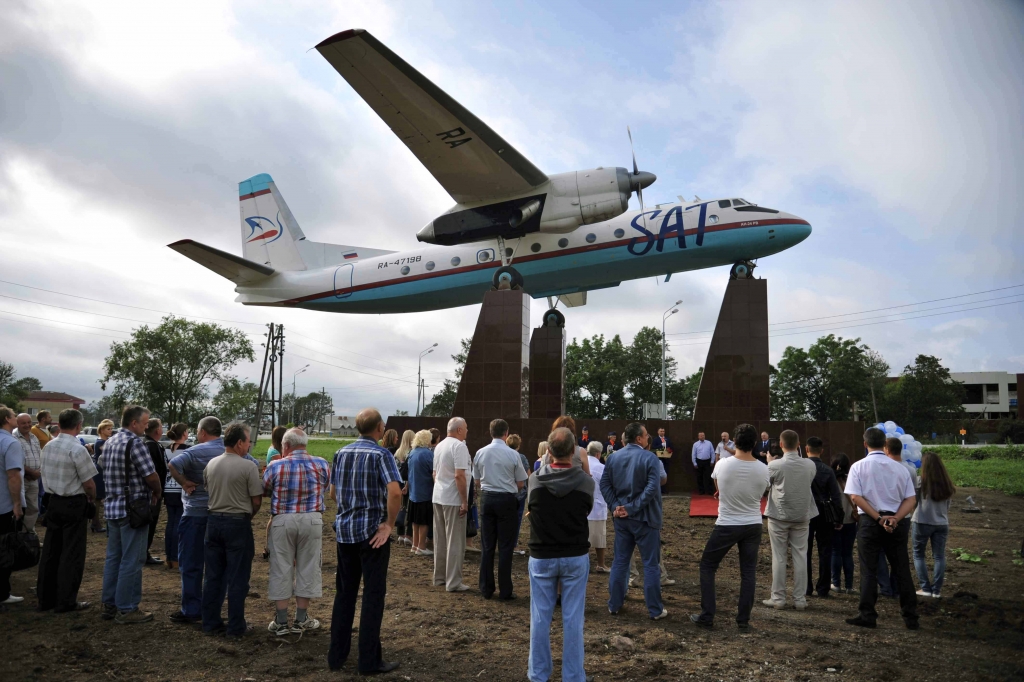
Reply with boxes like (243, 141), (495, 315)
(4, 487), (1023, 682)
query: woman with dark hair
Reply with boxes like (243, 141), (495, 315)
(144, 418), (167, 565)
(550, 415), (591, 475)
(266, 425), (287, 467)
(381, 428), (399, 454)
(164, 422), (189, 569)
(830, 453), (858, 593)
(913, 452), (955, 599)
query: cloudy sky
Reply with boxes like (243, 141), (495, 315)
(1, 0), (1022, 418)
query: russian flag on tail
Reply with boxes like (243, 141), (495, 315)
(343, 252), (358, 260)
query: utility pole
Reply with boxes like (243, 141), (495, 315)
(661, 300), (681, 419)
(253, 322), (284, 452)
(417, 343), (437, 416)
(292, 364), (309, 426)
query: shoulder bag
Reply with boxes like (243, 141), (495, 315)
(0, 518), (40, 572)
(124, 438), (152, 529)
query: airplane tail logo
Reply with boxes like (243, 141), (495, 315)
(244, 216), (282, 244)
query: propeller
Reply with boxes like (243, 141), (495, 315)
(627, 126), (657, 230)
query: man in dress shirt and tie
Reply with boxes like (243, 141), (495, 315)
(691, 433), (715, 495)
(752, 432), (773, 464)
(472, 418), (528, 600)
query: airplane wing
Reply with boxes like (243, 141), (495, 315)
(168, 240), (275, 285)
(315, 29), (548, 204)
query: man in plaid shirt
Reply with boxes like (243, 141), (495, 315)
(99, 405), (162, 624)
(263, 427), (331, 636)
(327, 408), (403, 676)
(13, 414), (42, 530)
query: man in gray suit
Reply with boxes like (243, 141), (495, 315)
(762, 430), (818, 610)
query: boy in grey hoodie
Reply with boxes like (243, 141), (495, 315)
(526, 427), (594, 682)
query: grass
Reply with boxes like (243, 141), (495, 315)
(924, 445), (1024, 497)
(251, 438), (355, 463)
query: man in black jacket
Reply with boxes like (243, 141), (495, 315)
(752, 432), (773, 464)
(527, 427), (594, 682)
(805, 436), (844, 597)
(143, 418), (167, 566)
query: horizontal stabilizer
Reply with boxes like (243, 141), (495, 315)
(168, 240), (275, 285)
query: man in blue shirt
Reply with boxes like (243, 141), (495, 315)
(601, 422), (666, 620)
(0, 405), (26, 606)
(168, 416), (225, 624)
(691, 432), (716, 495)
(327, 408), (403, 676)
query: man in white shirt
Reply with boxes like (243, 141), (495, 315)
(432, 417), (471, 592)
(586, 441), (609, 572)
(37, 409), (97, 612)
(690, 424), (768, 630)
(844, 427), (919, 630)
(13, 414), (41, 530)
(473, 419), (527, 600)
(763, 430), (818, 610)
(715, 432), (735, 463)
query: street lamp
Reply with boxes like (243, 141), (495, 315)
(417, 344), (437, 416)
(292, 364), (309, 425)
(662, 300), (682, 419)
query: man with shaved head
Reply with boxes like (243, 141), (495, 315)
(328, 408), (403, 675)
(432, 416), (472, 593)
(14, 414), (42, 529)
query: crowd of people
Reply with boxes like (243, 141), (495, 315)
(0, 402), (957, 680)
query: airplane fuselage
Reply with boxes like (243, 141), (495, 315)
(235, 200), (811, 313)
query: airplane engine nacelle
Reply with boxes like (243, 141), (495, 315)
(416, 167), (632, 245)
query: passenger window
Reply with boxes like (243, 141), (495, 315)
(530, 243), (541, 253)
(718, 200), (731, 208)
(613, 228), (625, 238)
(557, 238), (568, 248)
(451, 256), (461, 266)
(425, 261), (435, 271)
(585, 233), (597, 243)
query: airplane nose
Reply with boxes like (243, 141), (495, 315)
(780, 214), (811, 245)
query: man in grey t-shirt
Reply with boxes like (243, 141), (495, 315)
(473, 419), (527, 600)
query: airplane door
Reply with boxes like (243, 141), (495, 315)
(333, 263), (354, 299)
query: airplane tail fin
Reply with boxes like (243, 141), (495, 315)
(238, 173), (308, 271)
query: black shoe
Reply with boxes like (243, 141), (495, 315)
(225, 622), (255, 639)
(845, 616), (876, 629)
(145, 555), (162, 566)
(481, 592), (493, 600)
(737, 622), (753, 631)
(203, 623), (226, 636)
(359, 661), (400, 675)
(101, 603), (117, 620)
(905, 620), (920, 631)
(689, 614), (712, 628)
(169, 610), (201, 624)
(498, 594), (517, 601)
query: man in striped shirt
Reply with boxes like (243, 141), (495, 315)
(263, 427), (331, 635)
(327, 408), (403, 676)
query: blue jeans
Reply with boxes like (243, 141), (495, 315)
(528, 555), (589, 682)
(912, 522), (948, 594)
(831, 522), (857, 589)
(101, 517), (149, 612)
(201, 516), (255, 635)
(178, 514), (208, 618)
(609, 518), (663, 617)
(164, 495), (183, 564)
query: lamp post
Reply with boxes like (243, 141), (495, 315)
(661, 300), (682, 419)
(417, 344), (437, 416)
(291, 364), (309, 425)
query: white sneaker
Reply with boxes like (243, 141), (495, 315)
(795, 602), (808, 611)
(662, 578), (677, 586)
(651, 608), (669, 620)
(931, 592), (942, 599)
(416, 548), (434, 556)
(448, 584), (472, 592)
(2, 595), (24, 605)
(762, 599), (784, 609)
(292, 617), (320, 633)
(268, 620), (292, 636)
(915, 589), (933, 598)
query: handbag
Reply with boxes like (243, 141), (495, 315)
(813, 478), (841, 526)
(0, 520), (40, 572)
(123, 438), (152, 529)
(466, 504), (478, 538)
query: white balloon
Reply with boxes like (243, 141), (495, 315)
(884, 421), (897, 432)
(899, 434), (914, 445)
(901, 450), (914, 462)
(912, 440), (923, 451)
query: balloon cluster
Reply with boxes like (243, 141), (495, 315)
(876, 421), (922, 478)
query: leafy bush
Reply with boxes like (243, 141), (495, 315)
(996, 419), (1024, 445)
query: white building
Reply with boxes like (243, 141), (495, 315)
(951, 372), (1019, 420)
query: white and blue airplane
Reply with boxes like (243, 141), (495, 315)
(170, 29), (811, 315)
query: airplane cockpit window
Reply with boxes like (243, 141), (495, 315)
(718, 200), (731, 208)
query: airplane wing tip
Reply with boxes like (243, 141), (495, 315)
(316, 28), (366, 50)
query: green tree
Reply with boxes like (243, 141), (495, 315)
(879, 355), (965, 437)
(100, 316), (255, 424)
(565, 334), (628, 419)
(667, 367), (703, 419)
(623, 326), (676, 420)
(80, 395), (124, 426)
(769, 335), (879, 421)
(212, 377), (259, 424)
(0, 361), (41, 412)
(293, 390), (333, 430)
(423, 337), (472, 417)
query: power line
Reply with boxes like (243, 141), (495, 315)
(0, 312), (130, 340)
(288, 351), (420, 385)
(0, 306), (133, 336)
(667, 283), (1024, 336)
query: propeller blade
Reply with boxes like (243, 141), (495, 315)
(627, 126), (639, 175)
(638, 184), (648, 232)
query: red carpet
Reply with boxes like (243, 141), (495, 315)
(688, 494), (768, 518)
